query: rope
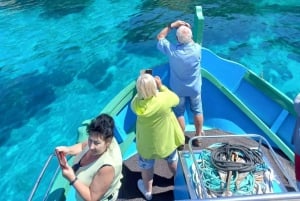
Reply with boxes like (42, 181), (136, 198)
(191, 143), (272, 198)
(210, 143), (264, 173)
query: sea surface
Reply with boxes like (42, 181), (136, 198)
(0, 0), (299, 200)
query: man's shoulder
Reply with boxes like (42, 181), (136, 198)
(187, 41), (201, 48)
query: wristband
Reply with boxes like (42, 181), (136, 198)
(167, 23), (172, 29)
(70, 177), (78, 185)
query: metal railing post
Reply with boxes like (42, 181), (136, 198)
(194, 6), (204, 45)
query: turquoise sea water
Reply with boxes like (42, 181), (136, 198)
(0, 0), (299, 200)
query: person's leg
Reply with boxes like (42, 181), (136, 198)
(194, 114), (204, 136)
(137, 155), (154, 200)
(190, 94), (204, 135)
(166, 149), (178, 176)
(168, 160), (178, 176)
(190, 95), (204, 146)
(173, 97), (186, 132)
(177, 116), (185, 132)
(141, 167), (154, 193)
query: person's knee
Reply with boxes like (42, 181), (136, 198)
(168, 161), (178, 175)
(195, 113), (203, 118)
(168, 161), (176, 168)
(138, 155), (155, 170)
(194, 114), (203, 123)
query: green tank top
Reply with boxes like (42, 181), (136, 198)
(73, 138), (123, 201)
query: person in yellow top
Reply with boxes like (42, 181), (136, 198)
(55, 114), (123, 201)
(131, 73), (184, 200)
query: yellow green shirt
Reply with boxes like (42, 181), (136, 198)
(131, 85), (184, 159)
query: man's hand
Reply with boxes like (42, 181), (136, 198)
(169, 20), (191, 29)
(157, 20), (191, 40)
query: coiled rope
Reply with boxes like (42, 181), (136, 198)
(192, 143), (272, 198)
(210, 143), (264, 173)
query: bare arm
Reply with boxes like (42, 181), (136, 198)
(71, 165), (115, 201)
(156, 20), (191, 40)
(156, 25), (171, 40)
(55, 141), (88, 156)
(154, 76), (162, 89)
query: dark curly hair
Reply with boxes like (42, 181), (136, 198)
(87, 113), (114, 141)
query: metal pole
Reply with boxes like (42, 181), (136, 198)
(27, 154), (55, 201)
(194, 6), (204, 45)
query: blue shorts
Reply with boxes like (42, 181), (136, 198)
(138, 150), (178, 170)
(173, 95), (203, 117)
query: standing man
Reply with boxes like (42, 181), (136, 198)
(292, 93), (300, 190)
(157, 20), (204, 146)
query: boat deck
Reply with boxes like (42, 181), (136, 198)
(117, 129), (296, 201)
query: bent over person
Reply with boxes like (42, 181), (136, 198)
(157, 20), (204, 147)
(55, 114), (123, 201)
(131, 73), (184, 200)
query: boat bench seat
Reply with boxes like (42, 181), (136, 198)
(204, 118), (245, 134)
(114, 120), (137, 160)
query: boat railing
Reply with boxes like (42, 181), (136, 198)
(27, 153), (61, 201)
(187, 134), (299, 200)
(194, 192), (300, 201)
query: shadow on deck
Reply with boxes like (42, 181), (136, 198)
(118, 153), (174, 201)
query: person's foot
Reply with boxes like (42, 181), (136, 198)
(137, 179), (152, 200)
(192, 131), (204, 147)
(192, 139), (201, 147)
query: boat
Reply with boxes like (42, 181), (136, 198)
(28, 6), (300, 201)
